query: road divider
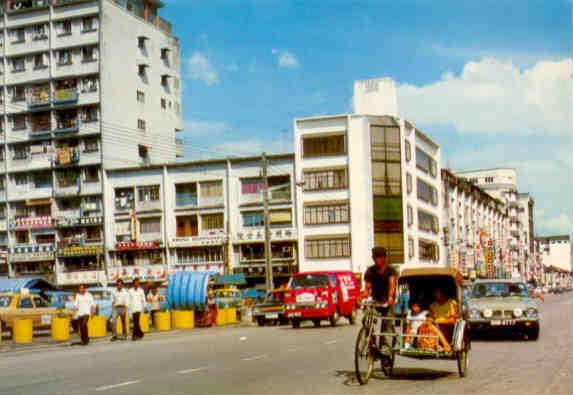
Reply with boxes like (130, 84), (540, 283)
(13, 319), (33, 344)
(88, 316), (107, 338)
(172, 310), (195, 329)
(51, 317), (70, 341)
(155, 311), (172, 331)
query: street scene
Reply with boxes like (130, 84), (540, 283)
(0, 0), (572, 394)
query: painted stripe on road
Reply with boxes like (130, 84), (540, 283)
(241, 354), (267, 361)
(94, 380), (140, 391)
(324, 340), (338, 345)
(177, 367), (209, 374)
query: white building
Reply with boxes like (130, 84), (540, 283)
(441, 168), (509, 278)
(103, 155), (297, 288)
(535, 235), (572, 287)
(0, 0), (182, 286)
(294, 78), (443, 276)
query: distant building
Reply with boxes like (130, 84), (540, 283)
(535, 235), (571, 287)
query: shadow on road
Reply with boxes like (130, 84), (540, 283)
(335, 368), (452, 386)
(470, 331), (531, 342)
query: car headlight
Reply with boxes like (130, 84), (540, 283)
(469, 308), (481, 320)
(525, 308), (538, 318)
(483, 308), (493, 318)
(513, 308), (523, 318)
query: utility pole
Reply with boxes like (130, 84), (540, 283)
(262, 152), (274, 292)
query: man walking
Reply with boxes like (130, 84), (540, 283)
(147, 287), (164, 328)
(111, 279), (130, 341)
(73, 284), (95, 346)
(130, 278), (146, 341)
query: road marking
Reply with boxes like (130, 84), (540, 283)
(95, 380), (140, 391)
(324, 340), (338, 345)
(177, 367), (209, 374)
(241, 354), (267, 361)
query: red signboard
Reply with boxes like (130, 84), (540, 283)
(116, 240), (161, 251)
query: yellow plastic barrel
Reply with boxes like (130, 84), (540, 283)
(115, 315), (130, 335)
(51, 317), (70, 341)
(172, 310), (194, 329)
(155, 311), (171, 331)
(88, 315), (107, 338)
(13, 319), (33, 344)
(140, 313), (150, 333)
(227, 308), (237, 324)
(216, 308), (227, 326)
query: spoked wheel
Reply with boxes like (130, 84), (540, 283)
(354, 327), (374, 385)
(380, 333), (396, 377)
(457, 338), (469, 377)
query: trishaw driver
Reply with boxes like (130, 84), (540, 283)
(362, 247), (397, 310)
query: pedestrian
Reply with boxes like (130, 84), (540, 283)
(111, 279), (130, 341)
(147, 287), (164, 328)
(129, 278), (146, 341)
(73, 284), (95, 346)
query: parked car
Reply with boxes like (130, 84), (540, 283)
(284, 270), (360, 328)
(252, 288), (288, 326)
(0, 292), (62, 332)
(466, 279), (540, 340)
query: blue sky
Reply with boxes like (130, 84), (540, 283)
(162, 0), (573, 237)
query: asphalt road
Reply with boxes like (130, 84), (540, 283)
(0, 293), (571, 395)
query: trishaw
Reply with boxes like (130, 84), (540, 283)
(354, 268), (471, 385)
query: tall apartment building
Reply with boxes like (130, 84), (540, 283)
(441, 169), (509, 278)
(294, 78), (443, 275)
(0, 0), (182, 285)
(102, 155), (296, 288)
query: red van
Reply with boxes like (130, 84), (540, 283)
(284, 270), (360, 328)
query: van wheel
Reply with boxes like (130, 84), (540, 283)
(330, 311), (339, 327)
(348, 309), (357, 325)
(292, 320), (301, 329)
(313, 319), (321, 327)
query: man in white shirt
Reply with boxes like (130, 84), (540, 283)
(73, 284), (95, 345)
(147, 287), (164, 328)
(111, 279), (130, 341)
(129, 278), (146, 341)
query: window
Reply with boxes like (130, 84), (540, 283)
(417, 178), (438, 205)
(82, 106), (98, 123)
(14, 174), (28, 186)
(485, 176), (494, 183)
(80, 76), (98, 93)
(241, 178), (262, 195)
(138, 145), (149, 163)
(161, 48), (169, 61)
(18, 297), (34, 309)
(371, 125), (401, 196)
(82, 47), (97, 62)
(405, 140), (411, 162)
(200, 181), (223, 198)
(161, 75), (169, 87)
(201, 213), (224, 230)
(137, 119), (146, 131)
(416, 147), (437, 177)
(176, 216), (198, 237)
(303, 168), (347, 191)
(12, 86), (26, 102)
(138, 36), (146, 50)
(243, 212), (264, 227)
(58, 20), (72, 36)
(84, 167), (99, 183)
(419, 239), (439, 261)
(302, 134), (346, 158)
(270, 209), (292, 227)
(115, 188), (134, 210)
(82, 17), (97, 32)
(138, 185), (160, 202)
(160, 98), (166, 109)
(408, 238), (414, 258)
(407, 205), (413, 226)
(85, 227), (101, 242)
(10, 28), (25, 43)
(33, 296), (49, 308)
(137, 91), (145, 103)
(12, 114), (27, 130)
(83, 138), (98, 153)
(12, 57), (26, 72)
(33, 172), (51, 188)
(140, 218), (161, 234)
(304, 202), (349, 225)
(138, 64), (148, 76)
(33, 53), (48, 69)
(406, 173), (412, 194)
(418, 210), (439, 234)
(58, 50), (72, 65)
(305, 237), (351, 259)
(32, 24), (47, 40)
(175, 184), (197, 207)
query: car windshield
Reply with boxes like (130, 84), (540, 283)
(472, 282), (529, 298)
(289, 274), (329, 289)
(0, 296), (12, 307)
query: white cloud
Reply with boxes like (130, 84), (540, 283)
(271, 49), (300, 69)
(187, 52), (219, 86)
(210, 138), (290, 157)
(398, 58), (573, 136)
(535, 210), (573, 236)
(184, 119), (227, 137)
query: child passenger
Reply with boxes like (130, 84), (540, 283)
(417, 312), (452, 353)
(404, 301), (428, 349)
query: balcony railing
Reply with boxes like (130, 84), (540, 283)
(28, 91), (51, 108)
(10, 216), (55, 230)
(54, 147), (80, 166)
(9, 243), (55, 263)
(53, 88), (79, 105)
(54, 0), (94, 7)
(176, 195), (197, 208)
(29, 121), (52, 138)
(54, 118), (80, 134)
(137, 199), (161, 212)
(7, 0), (50, 14)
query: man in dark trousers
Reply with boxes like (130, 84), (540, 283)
(129, 278), (146, 341)
(73, 284), (95, 345)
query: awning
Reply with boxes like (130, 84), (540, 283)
(26, 198), (52, 207)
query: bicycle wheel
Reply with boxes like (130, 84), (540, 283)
(354, 327), (374, 385)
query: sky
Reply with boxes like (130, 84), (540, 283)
(161, 0), (573, 237)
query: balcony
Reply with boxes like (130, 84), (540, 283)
(54, 180), (80, 197)
(53, 88), (79, 105)
(233, 227), (297, 244)
(175, 195), (197, 208)
(56, 214), (103, 228)
(137, 199), (162, 212)
(7, 0), (50, 14)
(28, 90), (51, 109)
(57, 243), (104, 258)
(9, 244), (55, 263)
(10, 216), (55, 231)
(199, 196), (224, 207)
(54, 147), (80, 167)
(29, 118), (52, 139)
(54, 0), (94, 7)
(53, 118), (80, 135)
(170, 232), (227, 248)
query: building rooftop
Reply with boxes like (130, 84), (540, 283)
(535, 235), (571, 242)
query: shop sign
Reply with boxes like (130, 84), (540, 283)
(109, 265), (168, 282)
(57, 216), (103, 227)
(116, 240), (162, 251)
(10, 217), (54, 230)
(58, 270), (105, 286)
(170, 235), (226, 248)
(11, 251), (55, 263)
(58, 245), (104, 257)
(234, 227), (296, 243)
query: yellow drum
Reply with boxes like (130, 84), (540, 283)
(13, 319), (33, 344)
(115, 315), (130, 336)
(88, 315), (107, 338)
(155, 311), (171, 331)
(172, 310), (194, 329)
(227, 308), (237, 324)
(51, 317), (70, 341)
(140, 313), (150, 333)
(216, 308), (227, 326)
